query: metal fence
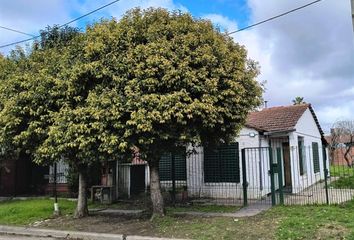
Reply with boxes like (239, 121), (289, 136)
(118, 144), (354, 207)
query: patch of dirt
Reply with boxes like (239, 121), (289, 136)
(315, 223), (349, 240)
(229, 214), (279, 240)
(36, 212), (280, 239)
(38, 215), (158, 237)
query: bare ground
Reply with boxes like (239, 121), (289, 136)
(36, 213), (279, 240)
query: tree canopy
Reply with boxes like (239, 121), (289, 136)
(292, 96), (306, 105)
(80, 8), (262, 215)
(0, 8), (262, 217)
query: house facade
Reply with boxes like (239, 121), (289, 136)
(116, 104), (328, 202)
(186, 104), (328, 200)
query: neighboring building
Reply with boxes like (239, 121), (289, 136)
(0, 153), (48, 196)
(326, 133), (354, 166)
(45, 159), (70, 194)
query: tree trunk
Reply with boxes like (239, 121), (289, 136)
(344, 147), (353, 168)
(149, 162), (165, 218)
(74, 167), (89, 218)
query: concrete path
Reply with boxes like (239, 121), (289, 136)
(284, 179), (354, 205)
(173, 203), (271, 218)
(89, 208), (146, 217)
(0, 225), (187, 240)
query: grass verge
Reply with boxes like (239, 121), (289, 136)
(1, 198), (354, 239)
(0, 198), (76, 225)
(330, 165), (354, 177)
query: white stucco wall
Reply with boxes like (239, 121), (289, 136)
(186, 128), (273, 200)
(290, 108), (326, 193)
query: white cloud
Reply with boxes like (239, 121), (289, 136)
(1, 0), (353, 133)
(202, 14), (238, 32)
(0, 0), (187, 54)
(229, 0), (354, 132)
(0, 0), (75, 53)
(72, 0), (187, 27)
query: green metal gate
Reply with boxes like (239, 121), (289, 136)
(241, 147), (284, 206)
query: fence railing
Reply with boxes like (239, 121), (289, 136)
(116, 145), (354, 207)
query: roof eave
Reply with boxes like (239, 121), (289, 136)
(263, 129), (296, 136)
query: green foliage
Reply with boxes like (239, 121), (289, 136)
(329, 175), (354, 189)
(0, 8), (262, 169)
(330, 165), (354, 177)
(292, 96), (306, 105)
(37, 25), (81, 50)
(0, 25), (126, 168)
(82, 8), (262, 161)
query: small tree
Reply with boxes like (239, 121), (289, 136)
(83, 8), (262, 216)
(292, 96), (306, 105)
(331, 120), (354, 167)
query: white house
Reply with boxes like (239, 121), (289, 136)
(186, 104), (328, 201)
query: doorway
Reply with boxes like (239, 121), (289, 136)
(282, 142), (292, 192)
(130, 165), (146, 196)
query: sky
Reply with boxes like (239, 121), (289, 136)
(0, 0), (353, 133)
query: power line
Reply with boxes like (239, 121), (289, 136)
(0, 26), (35, 37)
(227, 0), (323, 35)
(0, 0), (121, 49)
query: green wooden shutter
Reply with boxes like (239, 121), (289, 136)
(159, 149), (186, 181)
(159, 152), (172, 181)
(204, 143), (240, 183)
(204, 148), (220, 183)
(312, 142), (320, 173)
(174, 153), (187, 180)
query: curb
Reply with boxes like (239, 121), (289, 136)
(0, 225), (124, 240)
(0, 225), (188, 240)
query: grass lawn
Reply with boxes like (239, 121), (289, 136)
(330, 165), (354, 177)
(329, 175), (354, 189)
(1, 198), (354, 239)
(0, 198), (76, 225)
(154, 200), (354, 239)
(329, 165), (354, 189)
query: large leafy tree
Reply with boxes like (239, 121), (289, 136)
(0, 8), (262, 218)
(83, 8), (262, 216)
(0, 26), (126, 218)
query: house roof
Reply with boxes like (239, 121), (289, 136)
(245, 104), (324, 137)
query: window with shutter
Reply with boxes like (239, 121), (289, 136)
(159, 149), (186, 181)
(204, 143), (240, 183)
(312, 142), (320, 173)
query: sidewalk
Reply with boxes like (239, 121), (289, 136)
(89, 202), (271, 218)
(173, 203), (271, 218)
(0, 225), (188, 240)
